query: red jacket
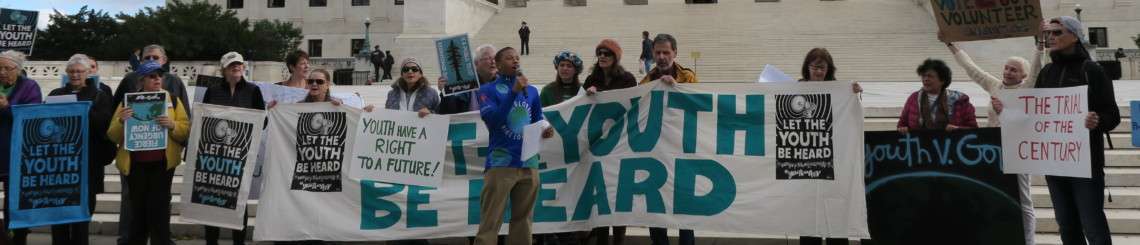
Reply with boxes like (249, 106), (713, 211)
(896, 90), (978, 130)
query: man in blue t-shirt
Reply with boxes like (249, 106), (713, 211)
(473, 47), (554, 245)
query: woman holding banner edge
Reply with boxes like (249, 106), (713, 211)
(796, 47), (866, 245)
(1027, 16), (1120, 245)
(201, 51), (264, 245)
(896, 58), (978, 133)
(0, 50), (42, 245)
(45, 54), (116, 245)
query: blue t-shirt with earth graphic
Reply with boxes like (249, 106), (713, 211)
(478, 75), (545, 169)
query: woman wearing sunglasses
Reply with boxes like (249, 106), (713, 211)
(583, 39), (637, 245)
(584, 39), (637, 97)
(108, 60), (191, 245)
(303, 69), (337, 104)
(385, 57), (439, 118)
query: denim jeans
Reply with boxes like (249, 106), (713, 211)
(1046, 168), (1112, 245)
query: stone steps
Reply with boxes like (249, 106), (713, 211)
(466, 0), (1054, 84)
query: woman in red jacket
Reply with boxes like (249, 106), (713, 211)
(897, 59), (978, 132)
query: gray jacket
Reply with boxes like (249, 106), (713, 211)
(385, 78), (440, 113)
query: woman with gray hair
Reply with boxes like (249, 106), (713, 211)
(47, 54), (116, 245)
(945, 28), (1044, 245)
(1035, 16), (1120, 245)
(0, 50), (40, 245)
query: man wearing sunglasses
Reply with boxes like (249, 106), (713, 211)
(113, 44), (190, 117)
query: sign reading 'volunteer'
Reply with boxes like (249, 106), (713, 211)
(931, 0), (1043, 42)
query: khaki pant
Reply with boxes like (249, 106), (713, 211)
(474, 168), (540, 245)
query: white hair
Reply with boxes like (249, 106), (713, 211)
(0, 50), (27, 68)
(475, 44), (497, 60)
(66, 54), (93, 69)
(1006, 56), (1030, 75)
(143, 44), (167, 58)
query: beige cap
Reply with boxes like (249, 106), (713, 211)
(220, 52), (245, 67)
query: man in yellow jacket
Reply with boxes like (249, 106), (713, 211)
(640, 33), (698, 245)
(107, 60), (190, 245)
(640, 33), (698, 85)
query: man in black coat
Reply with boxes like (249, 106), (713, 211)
(518, 21), (531, 56)
(382, 50), (395, 81)
(370, 46), (383, 83)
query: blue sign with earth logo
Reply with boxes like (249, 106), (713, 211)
(1131, 101), (1138, 147)
(125, 92), (168, 151)
(7, 102), (91, 229)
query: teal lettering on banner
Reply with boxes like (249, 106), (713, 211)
(667, 92), (713, 153)
(360, 180), (404, 229)
(545, 105), (591, 164)
(573, 161), (612, 220)
(716, 94), (765, 156)
(361, 181), (439, 229)
(406, 185), (438, 227)
(448, 123), (476, 175)
(588, 102), (627, 156)
(467, 179), (482, 225)
(534, 168), (569, 222)
(626, 91), (664, 152)
(616, 158), (667, 213)
(674, 159), (736, 216)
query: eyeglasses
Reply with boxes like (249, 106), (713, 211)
(1044, 29), (1066, 37)
(809, 65), (827, 71)
(0, 65), (17, 73)
(306, 79), (326, 85)
(596, 50), (614, 58)
(401, 66), (421, 73)
(143, 55), (162, 61)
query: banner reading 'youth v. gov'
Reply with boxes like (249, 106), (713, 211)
(254, 82), (869, 241)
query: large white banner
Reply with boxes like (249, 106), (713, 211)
(351, 109), (450, 187)
(997, 86), (1091, 178)
(254, 82), (869, 241)
(179, 103), (265, 230)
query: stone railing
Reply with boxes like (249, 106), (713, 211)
(23, 60), (310, 84)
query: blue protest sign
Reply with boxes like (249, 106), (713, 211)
(124, 92), (168, 151)
(1132, 101), (1138, 147)
(8, 102), (92, 229)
